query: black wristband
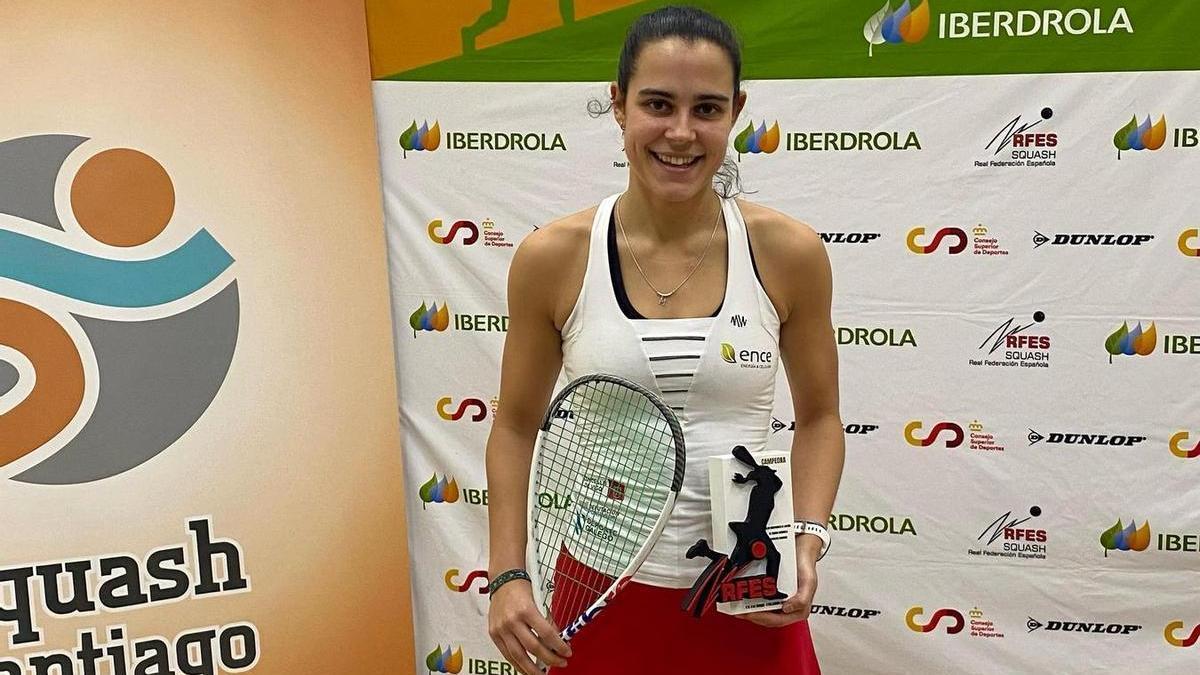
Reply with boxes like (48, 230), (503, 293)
(487, 568), (531, 597)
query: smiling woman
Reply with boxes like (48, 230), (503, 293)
(484, 7), (844, 675)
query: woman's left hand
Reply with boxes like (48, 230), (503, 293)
(734, 537), (821, 628)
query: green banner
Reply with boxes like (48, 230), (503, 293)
(382, 0), (1198, 81)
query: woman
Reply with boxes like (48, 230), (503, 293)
(485, 7), (844, 674)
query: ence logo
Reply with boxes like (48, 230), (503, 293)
(419, 473), (460, 507)
(720, 342), (773, 369)
(1113, 114), (1165, 159)
(1170, 431), (1200, 459)
(425, 645), (463, 674)
(427, 219), (479, 245)
(1165, 621), (1200, 648)
(733, 120), (780, 157)
(905, 420), (964, 448)
(906, 227), (967, 254)
(400, 120), (441, 157)
(0, 135), (238, 485)
(437, 397), (488, 422)
(1179, 228), (1200, 256)
(1100, 519), (1151, 556)
(444, 568), (489, 594)
(1105, 321), (1156, 362)
(905, 606), (964, 634)
(864, 1), (931, 57)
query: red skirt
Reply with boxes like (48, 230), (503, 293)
(547, 549), (821, 675)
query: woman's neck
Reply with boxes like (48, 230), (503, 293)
(618, 182), (721, 244)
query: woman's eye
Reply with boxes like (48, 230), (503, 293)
(645, 99), (669, 112)
(696, 103), (720, 116)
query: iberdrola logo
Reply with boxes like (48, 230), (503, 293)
(1114, 115), (1166, 159)
(864, 1), (931, 57)
(1104, 321), (1156, 363)
(425, 645), (463, 673)
(419, 473), (460, 508)
(400, 119), (441, 158)
(733, 120), (780, 158)
(410, 301), (450, 336)
(1100, 519), (1150, 556)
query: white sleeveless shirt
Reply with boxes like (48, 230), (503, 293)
(560, 193), (781, 587)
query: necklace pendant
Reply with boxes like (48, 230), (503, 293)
(657, 293), (669, 305)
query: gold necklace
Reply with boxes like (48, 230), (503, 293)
(614, 196), (723, 305)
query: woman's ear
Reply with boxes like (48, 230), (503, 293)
(610, 82), (626, 130)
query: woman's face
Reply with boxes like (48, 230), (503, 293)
(614, 38), (745, 204)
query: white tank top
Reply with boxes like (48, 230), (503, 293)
(561, 193), (781, 587)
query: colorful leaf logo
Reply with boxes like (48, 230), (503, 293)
(409, 301), (451, 336)
(1114, 115), (1166, 158)
(865, 1), (930, 56)
(1104, 321), (1156, 362)
(1100, 519), (1151, 555)
(721, 342), (737, 363)
(419, 473), (460, 507)
(400, 119), (441, 158)
(733, 121), (780, 156)
(425, 645), (463, 673)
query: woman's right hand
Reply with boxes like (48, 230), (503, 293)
(487, 579), (572, 674)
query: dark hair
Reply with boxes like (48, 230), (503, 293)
(590, 6), (746, 198)
(617, 6), (742, 98)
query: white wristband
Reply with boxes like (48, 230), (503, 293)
(794, 520), (831, 560)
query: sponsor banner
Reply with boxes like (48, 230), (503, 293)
(370, 1), (1200, 81)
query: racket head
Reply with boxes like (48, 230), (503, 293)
(525, 374), (685, 640)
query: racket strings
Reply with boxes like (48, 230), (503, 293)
(531, 378), (679, 630)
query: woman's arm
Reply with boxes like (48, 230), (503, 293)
(739, 203), (845, 627)
(486, 217), (588, 674)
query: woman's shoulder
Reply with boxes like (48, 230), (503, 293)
(734, 199), (831, 322)
(735, 199), (822, 254)
(509, 205), (598, 327)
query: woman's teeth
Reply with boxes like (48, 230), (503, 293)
(653, 152), (700, 167)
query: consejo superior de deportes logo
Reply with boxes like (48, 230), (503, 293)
(0, 135), (238, 485)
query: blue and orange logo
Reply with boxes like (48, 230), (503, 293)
(410, 301), (450, 336)
(1104, 321), (1156, 363)
(906, 606), (964, 634)
(444, 568), (489, 594)
(1170, 431), (1200, 459)
(400, 120), (440, 158)
(906, 227), (967, 254)
(1114, 115), (1166, 159)
(905, 421), (964, 448)
(419, 473), (460, 507)
(1100, 519), (1150, 556)
(1179, 228), (1199, 256)
(733, 120), (780, 157)
(427, 219), (480, 245)
(437, 397), (488, 422)
(425, 645), (463, 673)
(1165, 621), (1200, 648)
(0, 135), (237, 485)
(864, 1), (931, 57)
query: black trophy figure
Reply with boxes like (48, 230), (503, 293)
(681, 445), (787, 617)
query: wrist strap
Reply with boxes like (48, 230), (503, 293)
(487, 568), (531, 597)
(794, 520), (831, 561)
